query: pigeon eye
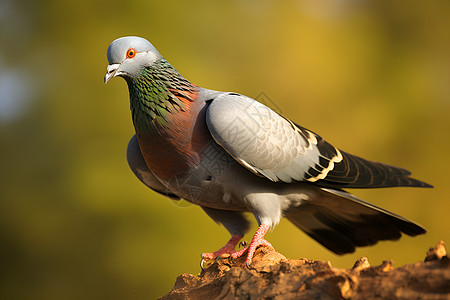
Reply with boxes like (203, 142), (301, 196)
(126, 48), (137, 59)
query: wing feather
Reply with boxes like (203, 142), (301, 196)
(206, 93), (431, 188)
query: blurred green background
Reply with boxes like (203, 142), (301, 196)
(1, 0), (449, 299)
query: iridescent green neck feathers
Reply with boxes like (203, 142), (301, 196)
(128, 59), (197, 131)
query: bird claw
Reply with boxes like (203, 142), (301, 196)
(201, 253), (233, 270)
(200, 253), (213, 270)
(200, 258), (206, 270)
(245, 260), (255, 269)
(200, 258), (214, 270)
(201, 226), (271, 269)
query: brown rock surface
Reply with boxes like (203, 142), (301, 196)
(161, 241), (450, 300)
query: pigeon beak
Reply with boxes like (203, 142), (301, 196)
(104, 63), (120, 84)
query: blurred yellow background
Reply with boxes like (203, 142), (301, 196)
(1, 0), (449, 299)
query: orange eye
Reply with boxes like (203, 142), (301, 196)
(126, 48), (137, 59)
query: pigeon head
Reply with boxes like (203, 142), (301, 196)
(104, 36), (162, 83)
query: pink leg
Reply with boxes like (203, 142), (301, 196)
(201, 234), (242, 260)
(231, 224), (274, 267)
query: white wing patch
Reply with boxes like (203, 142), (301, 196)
(206, 93), (342, 183)
(285, 118), (343, 182)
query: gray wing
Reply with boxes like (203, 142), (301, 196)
(127, 134), (180, 200)
(284, 186), (426, 254)
(205, 93), (431, 188)
(206, 93), (331, 183)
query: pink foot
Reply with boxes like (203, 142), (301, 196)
(230, 224), (274, 267)
(201, 234), (242, 260)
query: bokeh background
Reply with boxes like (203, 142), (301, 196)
(1, 0), (449, 299)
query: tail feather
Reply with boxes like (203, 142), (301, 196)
(285, 187), (426, 254)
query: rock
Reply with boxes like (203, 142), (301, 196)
(425, 240), (447, 262)
(160, 241), (450, 300)
(352, 256), (370, 271)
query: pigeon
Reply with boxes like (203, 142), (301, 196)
(104, 36), (431, 267)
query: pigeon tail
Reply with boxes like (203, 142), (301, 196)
(285, 187), (426, 254)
